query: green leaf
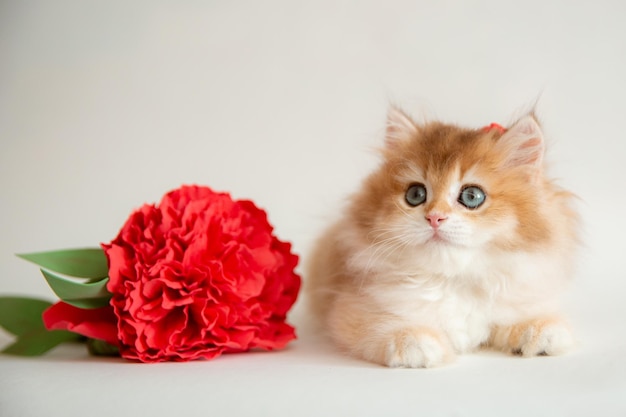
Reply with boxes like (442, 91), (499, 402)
(0, 297), (52, 336)
(87, 338), (119, 357)
(2, 328), (81, 356)
(17, 248), (108, 278)
(41, 269), (111, 309)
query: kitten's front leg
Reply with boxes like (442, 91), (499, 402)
(328, 299), (454, 368)
(489, 317), (574, 357)
(375, 327), (454, 368)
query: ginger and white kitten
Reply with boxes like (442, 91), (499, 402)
(306, 107), (579, 368)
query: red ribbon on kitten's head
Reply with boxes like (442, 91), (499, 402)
(482, 123), (507, 133)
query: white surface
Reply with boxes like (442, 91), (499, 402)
(1, 1), (625, 416)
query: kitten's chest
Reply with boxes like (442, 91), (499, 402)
(372, 278), (493, 351)
(434, 287), (493, 351)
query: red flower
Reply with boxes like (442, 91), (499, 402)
(101, 185), (301, 362)
(43, 302), (118, 346)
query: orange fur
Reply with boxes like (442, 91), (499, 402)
(306, 106), (579, 368)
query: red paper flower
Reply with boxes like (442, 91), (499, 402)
(43, 302), (118, 346)
(101, 185), (300, 362)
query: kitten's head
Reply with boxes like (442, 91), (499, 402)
(350, 106), (559, 257)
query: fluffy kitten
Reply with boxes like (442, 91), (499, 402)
(306, 106), (579, 368)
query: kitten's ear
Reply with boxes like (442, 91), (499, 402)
(385, 106), (418, 148)
(497, 115), (545, 170)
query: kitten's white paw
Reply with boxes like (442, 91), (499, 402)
(381, 328), (452, 368)
(517, 319), (574, 357)
(494, 317), (574, 357)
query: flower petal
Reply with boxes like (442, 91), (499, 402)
(42, 302), (118, 346)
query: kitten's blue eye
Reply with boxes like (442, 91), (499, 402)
(458, 186), (486, 209)
(405, 184), (427, 207)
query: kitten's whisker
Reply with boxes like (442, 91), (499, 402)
(360, 228), (422, 278)
(367, 225), (413, 244)
(392, 201), (420, 223)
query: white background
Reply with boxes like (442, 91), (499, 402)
(1, 1), (625, 416)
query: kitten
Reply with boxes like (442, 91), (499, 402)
(306, 106), (579, 368)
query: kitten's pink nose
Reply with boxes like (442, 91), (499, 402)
(426, 213), (448, 228)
